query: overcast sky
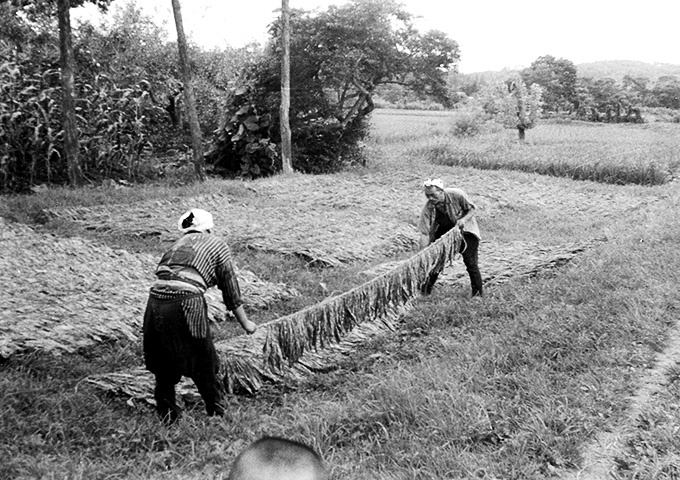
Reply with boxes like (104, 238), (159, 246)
(74, 0), (680, 74)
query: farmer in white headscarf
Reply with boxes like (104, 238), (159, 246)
(418, 178), (483, 297)
(143, 208), (257, 424)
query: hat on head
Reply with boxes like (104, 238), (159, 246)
(423, 178), (445, 190)
(178, 208), (214, 233)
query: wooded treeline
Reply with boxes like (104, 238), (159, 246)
(0, 0), (460, 192)
(2, 1), (679, 193)
(449, 55), (680, 121)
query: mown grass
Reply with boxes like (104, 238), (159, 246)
(1, 112), (680, 479)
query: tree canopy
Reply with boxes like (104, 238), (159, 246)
(282, 0), (460, 120)
(480, 75), (543, 141)
(208, 0), (461, 177)
(521, 55), (577, 113)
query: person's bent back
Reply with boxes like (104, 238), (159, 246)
(228, 436), (328, 480)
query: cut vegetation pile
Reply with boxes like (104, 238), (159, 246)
(44, 175), (422, 267)
(0, 218), (299, 359)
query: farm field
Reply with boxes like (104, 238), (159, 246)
(1, 109), (679, 479)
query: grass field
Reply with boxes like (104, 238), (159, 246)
(373, 109), (680, 186)
(1, 110), (679, 479)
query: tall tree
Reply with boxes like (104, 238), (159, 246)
(207, 0), (461, 177)
(586, 77), (623, 110)
(210, 0), (459, 176)
(170, 0), (206, 181)
(651, 76), (680, 109)
(285, 0), (460, 123)
(57, 0), (81, 185)
(622, 75), (650, 106)
(279, 0), (293, 174)
(522, 55), (577, 113)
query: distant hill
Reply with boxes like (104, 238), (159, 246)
(460, 61), (680, 84)
(576, 60), (680, 82)
(455, 68), (520, 85)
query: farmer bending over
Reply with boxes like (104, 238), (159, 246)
(418, 178), (483, 297)
(143, 208), (257, 424)
(228, 436), (328, 480)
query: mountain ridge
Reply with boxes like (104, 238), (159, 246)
(576, 60), (680, 82)
(463, 60), (680, 83)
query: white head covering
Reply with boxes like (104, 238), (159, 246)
(423, 178), (445, 190)
(178, 208), (214, 233)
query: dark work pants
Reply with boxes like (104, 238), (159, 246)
(143, 294), (226, 424)
(432, 228), (484, 297)
(459, 233), (483, 297)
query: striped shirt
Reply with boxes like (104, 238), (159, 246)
(155, 232), (243, 311)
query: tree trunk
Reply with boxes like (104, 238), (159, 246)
(57, 0), (82, 187)
(171, 0), (206, 181)
(518, 126), (526, 141)
(279, 0), (293, 174)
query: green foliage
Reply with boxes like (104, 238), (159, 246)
(472, 57), (679, 124)
(291, 115), (370, 174)
(208, 0), (459, 177)
(0, 0), (258, 191)
(577, 60), (680, 83)
(0, 53), (63, 191)
(651, 75), (680, 109)
(76, 76), (167, 179)
(522, 55), (577, 112)
(0, 40), (167, 190)
(208, 82), (279, 178)
(450, 101), (488, 137)
(373, 84), (446, 111)
(480, 76), (543, 139)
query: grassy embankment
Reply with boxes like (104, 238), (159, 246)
(1, 110), (679, 479)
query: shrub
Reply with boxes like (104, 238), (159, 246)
(206, 57), (369, 178)
(450, 103), (487, 138)
(292, 116), (369, 174)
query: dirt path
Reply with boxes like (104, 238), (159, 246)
(558, 326), (680, 480)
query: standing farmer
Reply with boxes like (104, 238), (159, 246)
(143, 208), (257, 424)
(418, 178), (483, 297)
